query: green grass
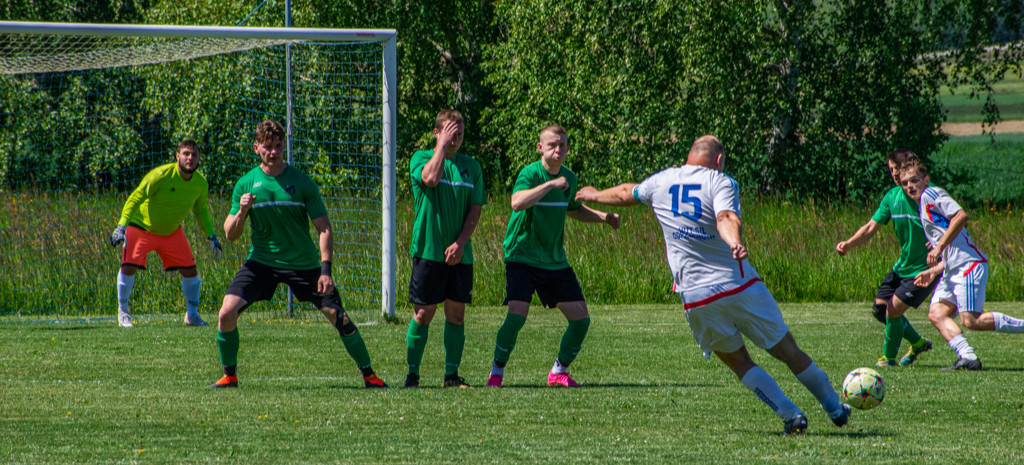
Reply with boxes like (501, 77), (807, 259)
(6, 191), (1024, 321)
(941, 74), (1024, 122)
(3, 303), (1024, 463)
(933, 134), (1024, 206)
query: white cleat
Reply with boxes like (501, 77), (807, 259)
(185, 314), (208, 327)
(118, 311), (134, 328)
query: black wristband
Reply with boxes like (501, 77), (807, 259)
(321, 260), (332, 277)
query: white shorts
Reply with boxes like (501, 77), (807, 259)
(682, 280), (790, 360)
(931, 262), (987, 315)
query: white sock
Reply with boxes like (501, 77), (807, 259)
(795, 361), (843, 418)
(181, 276), (201, 317)
(551, 358), (568, 374)
(948, 334), (977, 360)
(991, 312), (1024, 333)
(491, 360), (504, 376)
(740, 366), (801, 421)
(117, 271), (135, 314)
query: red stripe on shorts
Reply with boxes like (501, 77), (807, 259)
(683, 278), (763, 311)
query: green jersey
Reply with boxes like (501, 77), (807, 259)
(118, 163), (216, 237)
(871, 185), (930, 277)
(229, 165), (328, 270)
(503, 161), (582, 270)
(409, 149), (487, 264)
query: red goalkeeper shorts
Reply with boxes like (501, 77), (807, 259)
(121, 225), (196, 271)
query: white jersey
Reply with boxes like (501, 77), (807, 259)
(633, 165), (759, 304)
(918, 186), (987, 279)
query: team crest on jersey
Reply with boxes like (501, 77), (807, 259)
(460, 169), (469, 178)
(285, 185), (296, 195)
(926, 205), (950, 228)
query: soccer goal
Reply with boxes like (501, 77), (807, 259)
(0, 21), (397, 321)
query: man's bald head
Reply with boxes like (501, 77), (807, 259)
(687, 135), (725, 170)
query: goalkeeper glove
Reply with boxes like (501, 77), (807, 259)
(208, 235), (223, 259)
(109, 224), (127, 247)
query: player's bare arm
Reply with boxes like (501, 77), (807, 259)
(575, 183), (640, 207)
(510, 177), (569, 211)
(927, 210), (968, 266)
(566, 204), (620, 229)
(311, 214), (335, 293)
(421, 120), (461, 187)
(913, 261), (944, 288)
(445, 204), (483, 265)
(836, 220), (882, 256)
(224, 193), (255, 241)
(716, 210), (748, 261)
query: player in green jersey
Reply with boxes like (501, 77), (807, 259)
(486, 125), (619, 388)
(835, 150), (936, 367)
(208, 120), (387, 389)
(109, 140), (223, 328)
(404, 109), (487, 388)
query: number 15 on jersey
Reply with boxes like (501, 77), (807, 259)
(669, 184), (702, 221)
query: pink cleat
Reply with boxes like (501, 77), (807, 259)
(486, 374), (503, 387)
(547, 371), (580, 387)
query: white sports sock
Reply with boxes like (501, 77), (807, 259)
(181, 276), (201, 317)
(117, 271), (135, 313)
(991, 312), (1024, 333)
(740, 366), (801, 421)
(551, 358), (568, 374)
(948, 334), (977, 360)
(795, 361), (843, 418)
(491, 360), (504, 376)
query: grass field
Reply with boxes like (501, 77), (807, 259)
(3, 303), (1024, 464)
(941, 74), (1024, 122)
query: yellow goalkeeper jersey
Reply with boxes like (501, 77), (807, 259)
(117, 163), (216, 237)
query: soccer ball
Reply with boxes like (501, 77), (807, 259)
(841, 367), (885, 410)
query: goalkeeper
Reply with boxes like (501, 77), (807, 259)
(109, 140), (223, 328)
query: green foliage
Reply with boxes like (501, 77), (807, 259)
(931, 133), (1024, 206)
(5, 304), (1024, 463)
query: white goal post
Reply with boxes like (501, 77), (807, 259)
(0, 21), (397, 319)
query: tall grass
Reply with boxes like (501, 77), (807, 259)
(4, 189), (1023, 321)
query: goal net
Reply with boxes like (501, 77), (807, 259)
(0, 22), (397, 322)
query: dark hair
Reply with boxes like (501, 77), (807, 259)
(255, 120), (286, 145)
(177, 139), (199, 156)
(900, 161), (929, 178)
(886, 149), (919, 168)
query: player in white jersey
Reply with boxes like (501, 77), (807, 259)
(901, 162), (1024, 370)
(576, 135), (850, 435)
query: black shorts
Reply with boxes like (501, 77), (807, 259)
(226, 260), (344, 313)
(408, 257), (473, 305)
(875, 270), (936, 308)
(503, 262), (585, 308)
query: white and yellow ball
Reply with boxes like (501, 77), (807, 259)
(841, 367), (885, 410)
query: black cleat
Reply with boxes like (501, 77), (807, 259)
(403, 373), (420, 388)
(942, 357), (982, 371)
(831, 403), (852, 428)
(783, 414), (808, 436)
(442, 374), (471, 388)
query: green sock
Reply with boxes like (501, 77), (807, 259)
(883, 315), (905, 360)
(902, 317), (923, 345)
(217, 328), (240, 368)
(406, 320), (429, 376)
(340, 328), (373, 372)
(494, 313), (527, 365)
(557, 317), (591, 366)
(443, 321), (465, 376)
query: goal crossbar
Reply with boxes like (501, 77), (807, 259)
(0, 21), (398, 319)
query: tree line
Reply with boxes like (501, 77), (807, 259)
(1, 0), (1022, 200)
